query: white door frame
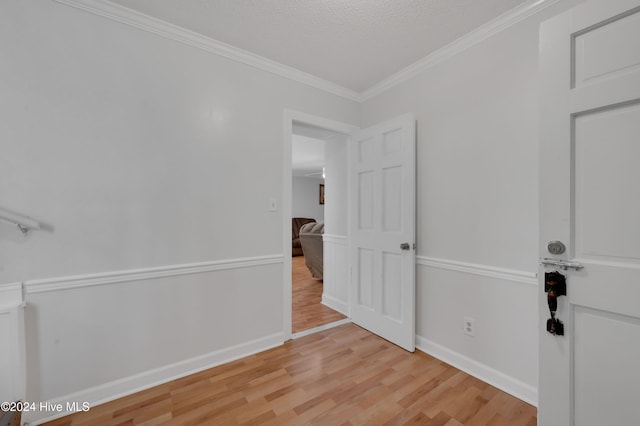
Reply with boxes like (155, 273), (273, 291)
(282, 109), (359, 340)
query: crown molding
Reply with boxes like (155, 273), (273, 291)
(360, 0), (562, 101)
(53, 0), (361, 102)
(54, 0), (561, 103)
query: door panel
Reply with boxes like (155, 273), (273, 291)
(539, 1), (640, 425)
(350, 113), (415, 352)
(574, 103), (640, 262)
(358, 172), (374, 230)
(574, 307), (640, 426)
(382, 166), (402, 232)
(382, 252), (402, 321)
(573, 10), (640, 88)
(357, 248), (374, 309)
(358, 136), (376, 162)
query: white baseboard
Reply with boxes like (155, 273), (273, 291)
(24, 332), (285, 425)
(321, 293), (348, 316)
(416, 335), (538, 407)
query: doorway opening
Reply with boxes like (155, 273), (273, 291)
(283, 110), (358, 340)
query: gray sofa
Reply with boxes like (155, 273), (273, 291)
(299, 222), (324, 279)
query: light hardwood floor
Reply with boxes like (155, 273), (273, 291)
(45, 323), (536, 425)
(292, 255), (346, 333)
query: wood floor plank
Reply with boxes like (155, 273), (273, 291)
(292, 255), (346, 333)
(44, 323), (536, 425)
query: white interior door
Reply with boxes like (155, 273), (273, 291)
(349, 113), (415, 352)
(539, 1), (640, 425)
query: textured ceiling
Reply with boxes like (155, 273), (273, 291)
(108, 0), (529, 92)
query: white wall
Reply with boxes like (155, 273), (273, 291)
(361, 0), (583, 404)
(292, 176), (324, 222)
(322, 134), (349, 314)
(0, 1), (359, 422)
(324, 135), (348, 236)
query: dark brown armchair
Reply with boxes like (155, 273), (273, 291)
(292, 217), (316, 256)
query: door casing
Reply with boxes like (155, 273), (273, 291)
(282, 110), (358, 340)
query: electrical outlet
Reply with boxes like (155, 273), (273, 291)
(463, 317), (475, 337)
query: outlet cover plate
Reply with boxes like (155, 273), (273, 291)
(463, 316), (475, 337)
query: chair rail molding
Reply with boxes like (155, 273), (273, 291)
(416, 255), (537, 286)
(24, 254), (284, 294)
(0, 282), (24, 308)
(322, 233), (348, 244)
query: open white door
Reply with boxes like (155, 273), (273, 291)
(539, 1), (640, 425)
(349, 113), (415, 352)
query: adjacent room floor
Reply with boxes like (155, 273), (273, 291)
(292, 255), (346, 333)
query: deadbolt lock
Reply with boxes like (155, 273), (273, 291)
(547, 240), (566, 255)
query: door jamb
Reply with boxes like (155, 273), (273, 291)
(282, 109), (359, 341)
